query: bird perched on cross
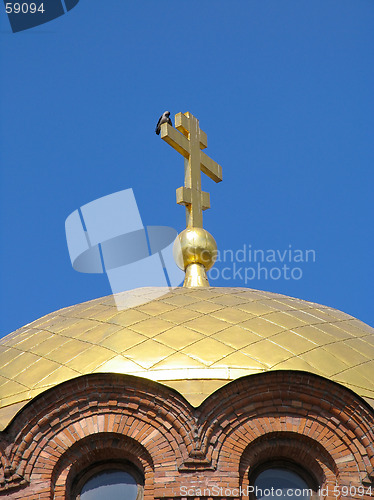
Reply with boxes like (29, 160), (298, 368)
(155, 111), (172, 135)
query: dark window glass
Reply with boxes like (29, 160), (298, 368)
(80, 470), (138, 500)
(255, 468), (311, 499)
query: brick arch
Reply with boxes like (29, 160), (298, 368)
(217, 415), (364, 483)
(23, 412), (173, 483)
(51, 432), (153, 500)
(0, 373), (197, 498)
(238, 431), (336, 493)
(194, 371), (374, 484)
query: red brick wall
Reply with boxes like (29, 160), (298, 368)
(0, 371), (373, 499)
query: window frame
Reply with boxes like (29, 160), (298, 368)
(72, 460), (144, 500)
(248, 459), (320, 500)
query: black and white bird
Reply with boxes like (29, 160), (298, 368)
(155, 111), (172, 135)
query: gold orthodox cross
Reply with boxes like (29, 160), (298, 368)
(161, 112), (222, 228)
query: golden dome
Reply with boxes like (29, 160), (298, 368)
(0, 287), (373, 430)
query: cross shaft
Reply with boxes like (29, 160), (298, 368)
(161, 112), (222, 228)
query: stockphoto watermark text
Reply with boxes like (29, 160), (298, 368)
(207, 244), (317, 283)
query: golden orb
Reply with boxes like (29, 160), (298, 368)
(173, 227), (217, 271)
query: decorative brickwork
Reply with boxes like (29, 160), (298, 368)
(0, 371), (373, 499)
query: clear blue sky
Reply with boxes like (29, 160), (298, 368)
(1, 0), (373, 336)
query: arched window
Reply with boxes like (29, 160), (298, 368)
(73, 461), (143, 500)
(255, 468), (310, 499)
(249, 461), (318, 500)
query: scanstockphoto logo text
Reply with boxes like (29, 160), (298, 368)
(207, 244), (317, 284)
(179, 484), (373, 498)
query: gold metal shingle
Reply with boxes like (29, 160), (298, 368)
(154, 327), (205, 350)
(76, 323), (123, 344)
(185, 301), (223, 314)
(0, 286), (373, 430)
(33, 365), (80, 389)
(108, 309), (150, 327)
(213, 326), (262, 349)
(238, 301), (285, 315)
(211, 307), (253, 324)
(32, 334), (70, 356)
(181, 338), (235, 366)
(262, 311), (308, 330)
(93, 355), (145, 374)
(240, 340), (293, 367)
(152, 352), (207, 370)
(65, 345), (116, 372)
(9, 330), (52, 351)
(299, 348), (350, 377)
(100, 329), (146, 352)
(269, 331), (316, 355)
(130, 318), (174, 337)
(211, 351), (267, 370)
(158, 308), (202, 324)
(123, 339), (176, 369)
(343, 338), (374, 358)
(183, 316), (229, 336)
(136, 301), (176, 316)
(240, 317), (285, 337)
(46, 339), (92, 364)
